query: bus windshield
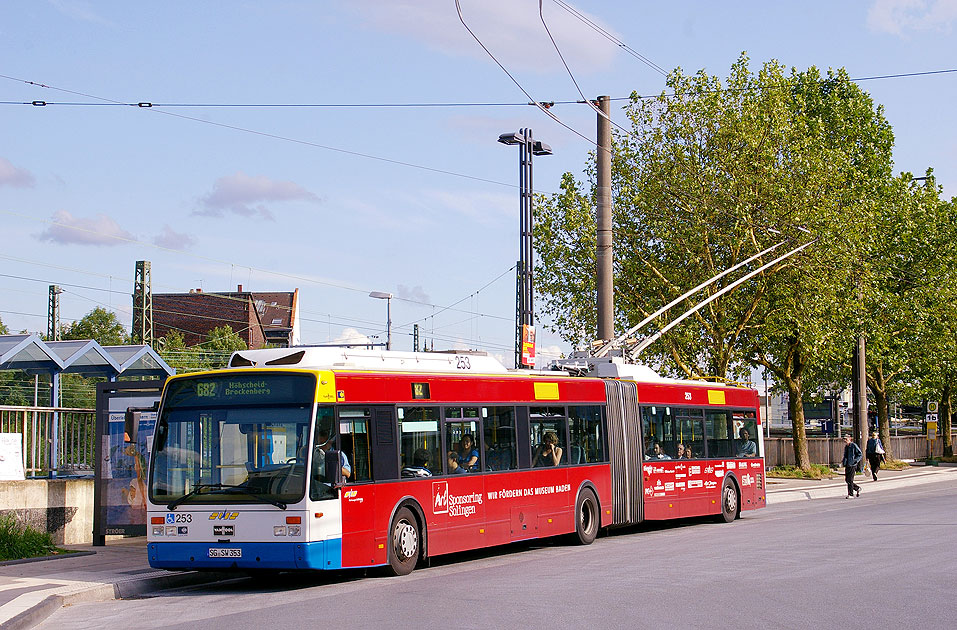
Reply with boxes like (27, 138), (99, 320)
(149, 372), (316, 507)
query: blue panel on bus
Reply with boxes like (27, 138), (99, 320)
(147, 540), (341, 571)
(297, 538), (342, 570)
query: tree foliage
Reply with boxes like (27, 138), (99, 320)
(536, 54), (900, 469)
(62, 307), (129, 346)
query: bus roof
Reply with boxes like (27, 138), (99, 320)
(227, 347), (510, 374)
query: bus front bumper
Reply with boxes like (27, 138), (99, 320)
(147, 539), (343, 571)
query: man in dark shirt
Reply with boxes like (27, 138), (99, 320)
(841, 435), (863, 498)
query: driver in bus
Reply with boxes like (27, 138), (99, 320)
(736, 428), (757, 458)
(315, 429), (352, 480)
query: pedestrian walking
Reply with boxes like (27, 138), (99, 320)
(842, 435), (863, 498)
(865, 430), (885, 481)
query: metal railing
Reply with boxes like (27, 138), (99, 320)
(0, 405), (96, 476)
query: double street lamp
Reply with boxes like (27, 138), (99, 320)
(369, 291), (392, 350)
(498, 129), (552, 369)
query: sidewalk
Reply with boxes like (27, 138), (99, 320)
(766, 462), (957, 503)
(1, 465), (954, 630)
(0, 538), (231, 630)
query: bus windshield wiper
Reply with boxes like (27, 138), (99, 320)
(221, 485), (287, 510)
(166, 483), (287, 511)
(167, 483), (238, 510)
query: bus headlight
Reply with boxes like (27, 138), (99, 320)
(273, 526), (286, 536)
(287, 526), (301, 536)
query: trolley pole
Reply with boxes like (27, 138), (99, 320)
(596, 95), (614, 343)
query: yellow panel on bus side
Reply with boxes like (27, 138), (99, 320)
(315, 370), (337, 403)
(534, 382), (560, 401)
(707, 390), (726, 405)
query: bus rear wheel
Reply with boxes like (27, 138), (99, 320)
(574, 489), (599, 545)
(387, 507), (419, 576)
(718, 478), (738, 523)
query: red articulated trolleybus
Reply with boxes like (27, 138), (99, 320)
(146, 347), (765, 575)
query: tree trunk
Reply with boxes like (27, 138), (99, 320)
(866, 362), (894, 461)
(871, 386), (893, 462)
(942, 384), (953, 458)
(787, 382), (811, 470)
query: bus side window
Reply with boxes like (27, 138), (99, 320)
(641, 406), (676, 459)
(398, 407), (439, 477)
(705, 411), (732, 458)
(445, 408), (481, 472)
(568, 405), (606, 463)
(339, 408), (372, 482)
(483, 406), (517, 471)
(530, 407), (567, 467)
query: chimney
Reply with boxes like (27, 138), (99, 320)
(237, 284), (243, 292)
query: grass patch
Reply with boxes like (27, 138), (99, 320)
(0, 515), (60, 561)
(880, 458), (911, 470)
(767, 464), (836, 479)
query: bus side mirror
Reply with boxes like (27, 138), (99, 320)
(325, 449), (344, 488)
(124, 409), (141, 443)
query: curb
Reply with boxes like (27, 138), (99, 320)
(0, 551), (97, 568)
(0, 571), (234, 630)
(767, 468), (956, 504)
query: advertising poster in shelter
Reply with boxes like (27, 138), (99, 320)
(102, 403), (156, 535)
(0, 433), (25, 480)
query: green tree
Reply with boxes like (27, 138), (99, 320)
(0, 315), (8, 334)
(63, 307), (129, 346)
(536, 55), (896, 470)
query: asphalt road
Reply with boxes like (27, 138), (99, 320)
(41, 479), (957, 630)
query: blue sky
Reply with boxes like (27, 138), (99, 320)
(1, 0), (955, 368)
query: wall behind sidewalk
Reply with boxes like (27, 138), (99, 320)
(765, 434), (951, 467)
(0, 479), (93, 545)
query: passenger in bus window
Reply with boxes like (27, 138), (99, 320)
(402, 448), (433, 477)
(736, 429), (757, 458)
(646, 442), (671, 460)
(533, 431), (563, 467)
(456, 434), (479, 471)
(676, 443), (686, 459)
(447, 451), (467, 474)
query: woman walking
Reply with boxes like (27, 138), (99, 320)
(865, 430), (885, 481)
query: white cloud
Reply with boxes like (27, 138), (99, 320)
(48, 0), (115, 26)
(414, 189), (514, 225)
(397, 284), (431, 304)
(195, 172), (320, 220)
(0, 157), (36, 188)
(153, 225), (197, 250)
(332, 327), (374, 347)
(867, 0), (957, 35)
(36, 210), (134, 246)
(348, 0), (619, 74)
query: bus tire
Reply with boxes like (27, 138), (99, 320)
(387, 507), (419, 576)
(718, 477), (738, 523)
(574, 488), (599, 545)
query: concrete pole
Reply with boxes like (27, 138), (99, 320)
(596, 96), (614, 342)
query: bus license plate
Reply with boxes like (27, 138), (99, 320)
(208, 548), (241, 558)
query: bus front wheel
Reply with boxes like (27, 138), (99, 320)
(718, 478), (738, 523)
(387, 507), (420, 576)
(574, 488), (599, 545)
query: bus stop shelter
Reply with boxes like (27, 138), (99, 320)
(0, 333), (173, 476)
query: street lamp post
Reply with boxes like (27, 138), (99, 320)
(498, 128), (552, 369)
(369, 291), (392, 350)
